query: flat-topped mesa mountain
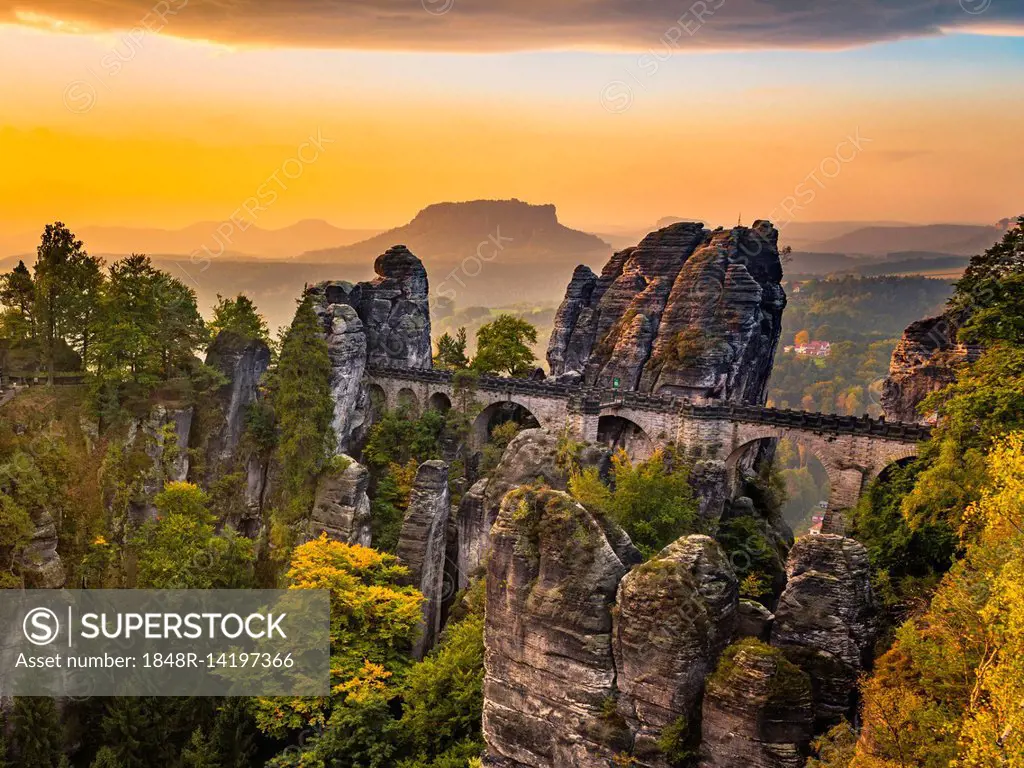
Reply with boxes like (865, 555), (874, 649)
(547, 220), (786, 404)
(303, 199), (609, 268)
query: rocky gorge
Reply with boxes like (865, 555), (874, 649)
(8, 218), (901, 766)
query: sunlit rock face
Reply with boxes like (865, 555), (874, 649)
(396, 459), (451, 659)
(613, 535), (738, 767)
(881, 311), (972, 424)
(770, 534), (879, 730)
(699, 641), (814, 768)
(306, 245), (432, 452)
(482, 487), (632, 768)
(547, 221), (786, 405)
(306, 456), (373, 547)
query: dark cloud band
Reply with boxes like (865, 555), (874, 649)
(3, 0), (1022, 50)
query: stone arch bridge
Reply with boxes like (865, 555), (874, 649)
(366, 366), (929, 532)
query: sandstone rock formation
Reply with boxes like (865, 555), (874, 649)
(770, 534), (878, 729)
(736, 599), (775, 642)
(881, 312), (973, 423)
(613, 535), (738, 766)
(700, 639), (813, 768)
(306, 456), (373, 547)
(396, 460), (451, 659)
(18, 508), (65, 588)
(483, 487), (631, 767)
(454, 429), (623, 591)
(306, 245), (432, 452)
(547, 221), (786, 405)
(190, 329), (271, 485)
(124, 405), (193, 524)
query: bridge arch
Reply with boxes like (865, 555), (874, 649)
(597, 415), (655, 461)
(396, 387), (420, 416)
(865, 445), (920, 484)
(724, 427), (855, 524)
(367, 383), (388, 420)
(427, 391), (452, 413)
(472, 400), (541, 449)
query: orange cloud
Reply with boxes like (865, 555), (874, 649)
(1, 0), (1022, 52)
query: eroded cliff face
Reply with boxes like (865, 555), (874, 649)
(613, 536), (738, 767)
(699, 641), (813, 768)
(454, 428), (616, 591)
(190, 330), (272, 505)
(18, 507), (65, 588)
(396, 460), (451, 659)
(123, 404), (194, 525)
(881, 312), (972, 424)
(483, 487), (631, 767)
(306, 456), (373, 547)
(547, 221), (786, 404)
(306, 245), (432, 452)
(770, 534), (878, 730)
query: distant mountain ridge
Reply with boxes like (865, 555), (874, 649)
(0, 220), (380, 260)
(302, 199), (610, 267)
(809, 223), (1006, 256)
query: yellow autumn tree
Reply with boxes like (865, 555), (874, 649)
(849, 433), (1024, 768)
(254, 535), (423, 737)
(953, 434), (1024, 767)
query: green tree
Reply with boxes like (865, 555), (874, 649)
(208, 699), (259, 768)
(10, 697), (63, 768)
(181, 729), (221, 768)
(569, 449), (699, 559)
(269, 296), (334, 545)
(471, 314), (537, 377)
(33, 221), (100, 380)
(0, 260), (36, 340)
(397, 585), (486, 762)
(208, 293), (270, 342)
(91, 254), (207, 390)
(65, 251), (105, 368)
(132, 482), (254, 588)
(434, 327), (469, 370)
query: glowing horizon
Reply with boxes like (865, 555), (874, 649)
(1, 9), (1021, 239)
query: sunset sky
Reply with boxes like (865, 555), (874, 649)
(0, 0), (1022, 236)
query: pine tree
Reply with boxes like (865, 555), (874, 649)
(433, 327), (469, 370)
(181, 729), (222, 768)
(10, 697), (63, 768)
(0, 260), (36, 340)
(209, 698), (259, 768)
(208, 293), (270, 342)
(32, 222), (103, 382)
(270, 296), (334, 537)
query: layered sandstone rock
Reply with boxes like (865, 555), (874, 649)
(483, 487), (632, 767)
(613, 535), (738, 766)
(454, 429), (623, 591)
(397, 460), (451, 658)
(700, 639), (813, 768)
(736, 599), (775, 642)
(306, 245), (432, 451)
(124, 405), (194, 524)
(770, 535), (878, 729)
(547, 221), (786, 404)
(306, 456), (373, 547)
(18, 508), (65, 588)
(307, 297), (368, 454)
(881, 312), (973, 424)
(190, 329), (271, 485)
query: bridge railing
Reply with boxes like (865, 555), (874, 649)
(365, 366), (931, 443)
